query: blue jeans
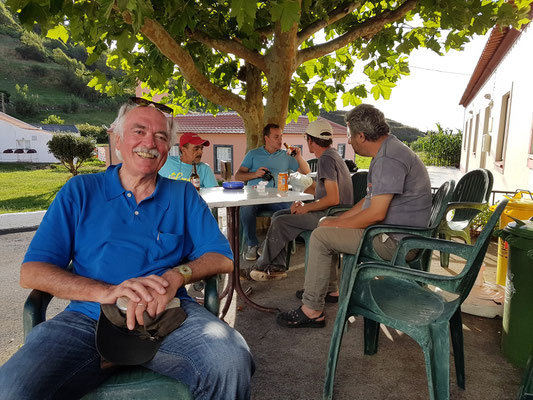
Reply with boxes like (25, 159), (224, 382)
(0, 300), (254, 400)
(240, 202), (291, 247)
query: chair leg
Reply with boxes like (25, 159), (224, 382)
(323, 319), (350, 400)
(450, 309), (465, 389)
(439, 234), (450, 268)
(363, 318), (380, 355)
(422, 323), (450, 400)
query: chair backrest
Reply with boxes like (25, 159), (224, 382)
(344, 159), (358, 172)
(351, 171), (368, 204)
(451, 169), (491, 221)
(428, 180), (455, 231)
(307, 158), (318, 173)
(453, 199), (508, 301)
(482, 168), (494, 202)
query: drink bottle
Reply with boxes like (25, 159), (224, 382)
(283, 142), (297, 156)
(191, 163), (201, 191)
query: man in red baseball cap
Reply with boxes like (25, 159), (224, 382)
(159, 132), (218, 188)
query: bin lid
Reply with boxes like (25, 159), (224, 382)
(504, 217), (533, 239)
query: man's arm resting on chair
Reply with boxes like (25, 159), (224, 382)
(319, 194), (393, 229)
(291, 179), (340, 214)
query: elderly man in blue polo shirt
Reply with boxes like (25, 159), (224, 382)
(235, 123), (311, 261)
(0, 99), (254, 399)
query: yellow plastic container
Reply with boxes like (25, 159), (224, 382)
(494, 191), (533, 285)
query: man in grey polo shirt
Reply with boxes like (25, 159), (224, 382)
(277, 104), (432, 328)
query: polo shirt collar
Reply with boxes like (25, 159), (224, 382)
(104, 164), (170, 210)
(261, 146), (284, 156)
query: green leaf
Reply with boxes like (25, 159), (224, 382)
(271, 0), (300, 32)
(46, 25), (69, 44)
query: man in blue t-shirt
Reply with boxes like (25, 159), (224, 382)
(0, 100), (254, 399)
(235, 124), (311, 261)
(159, 132), (219, 188)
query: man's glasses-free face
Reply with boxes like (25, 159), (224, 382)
(129, 97), (173, 115)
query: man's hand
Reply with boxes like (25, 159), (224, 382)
(290, 201), (306, 214)
(255, 167), (268, 179)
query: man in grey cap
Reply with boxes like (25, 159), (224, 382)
(247, 119), (353, 281)
(277, 104), (432, 328)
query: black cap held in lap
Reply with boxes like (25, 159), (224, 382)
(96, 302), (187, 366)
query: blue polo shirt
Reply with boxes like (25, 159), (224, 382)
(241, 147), (299, 187)
(159, 157), (219, 188)
(23, 164), (233, 320)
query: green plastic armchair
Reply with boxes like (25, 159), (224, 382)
(286, 171), (369, 270)
(307, 158), (318, 173)
(356, 179), (455, 272)
(438, 169), (493, 268)
(23, 276), (219, 400)
(323, 199), (508, 400)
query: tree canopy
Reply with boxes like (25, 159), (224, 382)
(7, 0), (532, 148)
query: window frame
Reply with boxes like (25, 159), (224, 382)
(213, 144), (234, 174)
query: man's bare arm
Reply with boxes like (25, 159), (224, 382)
(235, 166), (267, 182)
(293, 147), (311, 174)
(20, 262), (168, 305)
(319, 194), (393, 229)
(291, 179), (340, 214)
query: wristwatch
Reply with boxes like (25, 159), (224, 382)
(174, 265), (192, 285)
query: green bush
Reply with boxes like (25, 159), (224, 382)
(12, 84), (41, 117)
(76, 123), (108, 144)
(411, 124), (462, 167)
(52, 47), (83, 71)
(15, 45), (47, 62)
(0, 89), (10, 105)
(29, 64), (48, 77)
(41, 114), (65, 124)
(47, 133), (96, 176)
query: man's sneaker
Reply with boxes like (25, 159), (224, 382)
(245, 245), (258, 261)
(249, 266), (288, 281)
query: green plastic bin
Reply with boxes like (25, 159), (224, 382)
(497, 217), (533, 368)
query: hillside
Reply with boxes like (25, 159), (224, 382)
(321, 110), (426, 143)
(0, 1), (130, 126)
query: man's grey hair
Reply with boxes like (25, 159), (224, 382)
(111, 102), (178, 161)
(344, 104), (390, 142)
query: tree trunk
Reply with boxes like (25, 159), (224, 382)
(242, 62), (264, 150)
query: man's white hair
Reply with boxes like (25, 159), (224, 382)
(110, 102), (178, 161)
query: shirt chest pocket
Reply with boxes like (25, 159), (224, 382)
(153, 232), (184, 265)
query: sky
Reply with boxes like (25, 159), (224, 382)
(336, 32), (491, 133)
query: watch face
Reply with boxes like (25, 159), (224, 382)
(180, 265), (192, 275)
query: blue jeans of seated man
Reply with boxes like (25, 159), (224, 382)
(0, 300), (255, 400)
(240, 202), (291, 247)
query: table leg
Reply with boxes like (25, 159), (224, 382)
(219, 206), (280, 319)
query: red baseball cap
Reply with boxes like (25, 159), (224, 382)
(179, 132), (210, 147)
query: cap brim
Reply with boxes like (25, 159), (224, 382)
(181, 138), (210, 147)
(96, 309), (161, 366)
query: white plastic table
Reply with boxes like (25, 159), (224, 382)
(200, 186), (313, 317)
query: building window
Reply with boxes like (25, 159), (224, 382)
(527, 112), (533, 169)
(463, 119), (470, 150)
(214, 145), (233, 174)
(337, 143), (346, 158)
(495, 91), (511, 169)
(472, 113), (480, 156)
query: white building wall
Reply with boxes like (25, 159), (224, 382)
(461, 25), (533, 193)
(0, 120), (59, 163)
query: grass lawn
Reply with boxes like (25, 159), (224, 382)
(0, 160), (107, 214)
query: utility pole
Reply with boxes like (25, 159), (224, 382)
(1, 93), (5, 113)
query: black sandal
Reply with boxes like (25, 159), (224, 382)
(276, 307), (325, 328)
(295, 289), (339, 304)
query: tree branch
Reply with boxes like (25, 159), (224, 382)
(121, 12), (248, 114)
(297, 0), (418, 64)
(297, 1), (360, 46)
(187, 30), (268, 72)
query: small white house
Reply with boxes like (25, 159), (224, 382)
(459, 18), (533, 192)
(0, 112), (59, 163)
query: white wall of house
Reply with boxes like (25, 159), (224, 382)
(0, 116), (59, 163)
(461, 25), (533, 193)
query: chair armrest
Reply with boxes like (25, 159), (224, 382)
(203, 275), (219, 316)
(359, 224), (434, 262)
(392, 236), (472, 266)
(355, 261), (461, 295)
(325, 205), (352, 216)
(23, 289), (52, 342)
(446, 202), (487, 212)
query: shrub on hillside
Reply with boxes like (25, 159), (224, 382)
(12, 84), (41, 117)
(15, 45), (47, 62)
(411, 124), (462, 167)
(59, 96), (81, 113)
(20, 30), (47, 56)
(47, 133), (96, 176)
(77, 123), (108, 144)
(52, 47), (83, 71)
(29, 64), (48, 77)
(41, 114), (65, 124)
(61, 69), (101, 101)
